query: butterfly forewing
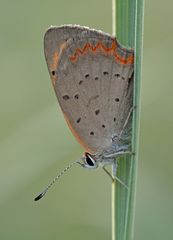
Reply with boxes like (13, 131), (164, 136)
(44, 25), (134, 153)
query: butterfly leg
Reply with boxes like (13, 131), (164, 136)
(119, 106), (136, 139)
(104, 150), (134, 158)
(103, 166), (114, 181)
(102, 163), (128, 189)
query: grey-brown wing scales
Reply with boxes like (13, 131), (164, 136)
(44, 25), (134, 153)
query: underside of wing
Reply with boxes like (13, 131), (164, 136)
(44, 25), (134, 153)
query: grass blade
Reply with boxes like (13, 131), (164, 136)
(112, 0), (144, 240)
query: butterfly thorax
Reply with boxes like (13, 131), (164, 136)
(80, 133), (131, 169)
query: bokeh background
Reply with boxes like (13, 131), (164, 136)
(0, 0), (172, 239)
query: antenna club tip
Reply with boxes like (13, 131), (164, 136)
(34, 193), (44, 201)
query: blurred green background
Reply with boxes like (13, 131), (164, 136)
(0, 0), (172, 239)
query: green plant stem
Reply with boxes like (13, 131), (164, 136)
(111, 0), (144, 240)
(112, 179), (116, 240)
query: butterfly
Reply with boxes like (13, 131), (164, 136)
(35, 25), (134, 201)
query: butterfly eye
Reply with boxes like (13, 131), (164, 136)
(84, 153), (97, 168)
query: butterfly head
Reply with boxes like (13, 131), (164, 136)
(79, 152), (99, 169)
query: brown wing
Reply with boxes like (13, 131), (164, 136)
(44, 25), (134, 153)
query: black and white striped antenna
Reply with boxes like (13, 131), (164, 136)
(34, 160), (81, 201)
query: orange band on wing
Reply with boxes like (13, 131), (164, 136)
(50, 52), (59, 86)
(69, 40), (134, 65)
(50, 41), (67, 86)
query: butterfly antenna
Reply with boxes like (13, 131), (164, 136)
(34, 159), (81, 201)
